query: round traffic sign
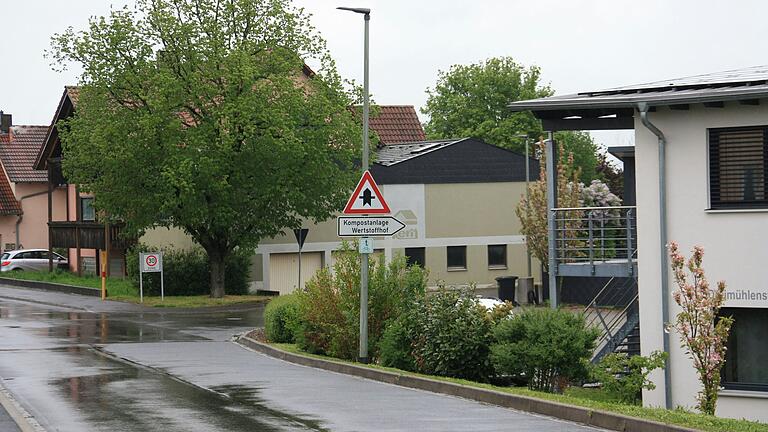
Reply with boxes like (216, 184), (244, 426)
(146, 255), (158, 267)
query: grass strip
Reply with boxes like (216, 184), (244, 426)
(1, 271), (268, 308)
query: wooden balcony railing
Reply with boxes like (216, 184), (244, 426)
(49, 222), (133, 250)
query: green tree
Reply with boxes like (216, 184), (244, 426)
(422, 57), (551, 153)
(50, 0), (360, 297)
(422, 57), (601, 181)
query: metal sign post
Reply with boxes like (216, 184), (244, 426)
(293, 228), (309, 290)
(139, 252), (164, 303)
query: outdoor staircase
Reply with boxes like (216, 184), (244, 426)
(584, 276), (640, 363)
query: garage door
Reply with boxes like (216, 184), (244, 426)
(269, 252), (323, 294)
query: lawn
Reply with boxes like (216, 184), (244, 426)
(0, 270), (269, 308)
(270, 342), (768, 432)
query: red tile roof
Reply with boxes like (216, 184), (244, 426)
(367, 105), (426, 145)
(0, 132), (23, 215)
(0, 126), (50, 183)
(65, 86), (80, 107)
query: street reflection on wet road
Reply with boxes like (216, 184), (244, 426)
(0, 298), (324, 432)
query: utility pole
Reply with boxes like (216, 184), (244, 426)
(338, 6), (371, 363)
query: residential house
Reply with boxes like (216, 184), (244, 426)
(253, 137), (539, 295)
(0, 112), (67, 252)
(34, 87), (130, 276)
(510, 65), (768, 421)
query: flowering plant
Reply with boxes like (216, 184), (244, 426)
(668, 242), (733, 415)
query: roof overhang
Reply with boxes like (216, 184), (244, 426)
(510, 82), (768, 131)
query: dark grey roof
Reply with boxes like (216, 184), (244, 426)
(509, 65), (768, 112)
(375, 139), (464, 166)
(608, 146), (635, 161)
(371, 137), (538, 185)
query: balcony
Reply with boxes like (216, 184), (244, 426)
(49, 222), (133, 251)
(551, 206), (637, 278)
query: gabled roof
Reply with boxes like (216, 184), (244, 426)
(366, 105), (426, 144)
(0, 126), (49, 183)
(34, 86), (78, 170)
(371, 137), (537, 185)
(509, 65), (768, 112)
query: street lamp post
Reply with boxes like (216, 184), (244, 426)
(518, 134), (532, 278)
(338, 6), (371, 364)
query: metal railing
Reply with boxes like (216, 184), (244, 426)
(583, 276), (640, 362)
(552, 206), (637, 274)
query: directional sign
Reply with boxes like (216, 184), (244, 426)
(141, 252), (163, 273)
(337, 216), (406, 237)
(343, 171), (391, 214)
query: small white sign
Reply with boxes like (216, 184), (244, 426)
(359, 238), (374, 254)
(141, 252), (163, 273)
(337, 216), (406, 237)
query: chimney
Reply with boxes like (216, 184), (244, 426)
(0, 112), (11, 134)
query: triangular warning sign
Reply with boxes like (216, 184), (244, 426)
(343, 171), (391, 215)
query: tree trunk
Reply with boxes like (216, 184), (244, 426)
(209, 252), (226, 298)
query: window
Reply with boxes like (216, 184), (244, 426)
(404, 247), (425, 268)
(446, 246), (467, 270)
(488, 244), (507, 268)
(721, 308), (768, 391)
(81, 197), (96, 222)
(709, 126), (768, 209)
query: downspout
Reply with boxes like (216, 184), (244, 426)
(638, 102), (672, 410)
(15, 189), (49, 248)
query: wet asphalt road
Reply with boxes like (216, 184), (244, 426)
(0, 286), (604, 432)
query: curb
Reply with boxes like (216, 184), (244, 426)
(0, 379), (46, 432)
(236, 336), (700, 432)
(0, 278), (99, 297)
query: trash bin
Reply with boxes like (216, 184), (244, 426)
(496, 276), (518, 305)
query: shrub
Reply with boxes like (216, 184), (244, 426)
(294, 241), (427, 361)
(400, 288), (495, 382)
(378, 314), (416, 371)
(127, 244), (250, 296)
(264, 293), (301, 343)
(491, 307), (599, 392)
(592, 351), (668, 405)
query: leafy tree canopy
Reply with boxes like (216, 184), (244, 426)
(422, 56), (602, 182)
(50, 0), (361, 297)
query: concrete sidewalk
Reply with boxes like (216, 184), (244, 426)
(103, 340), (603, 432)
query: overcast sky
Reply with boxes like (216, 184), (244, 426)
(3, 0), (767, 149)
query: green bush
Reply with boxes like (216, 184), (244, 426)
(378, 313), (416, 371)
(380, 288), (494, 381)
(591, 351), (668, 404)
(264, 293), (301, 343)
(126, 244), (250, 296)
(491, 307), (599, 392)
(294, 241), (427, 361)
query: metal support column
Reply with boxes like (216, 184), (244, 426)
(545, 133), (558, 309)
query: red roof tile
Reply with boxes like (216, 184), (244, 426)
(366, 105), (426, 145)
(0, 132), (23, 215)
(0, 126), (49, 183)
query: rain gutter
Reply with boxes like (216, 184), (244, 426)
(638, 102), (672, 410)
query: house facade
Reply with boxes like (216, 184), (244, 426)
(510, 65), (768, 422)
(0, 113), (67, 252)
(251, 137), (539, 295)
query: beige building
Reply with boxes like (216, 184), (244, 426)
(511, 65), (768, 422)
(254, 137), (540, 295)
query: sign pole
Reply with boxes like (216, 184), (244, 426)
(359, 9), (371, 364)
(139, 258), (144, 304)
(160, 266), (164, 301)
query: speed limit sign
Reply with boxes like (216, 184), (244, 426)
(139, 252), (164, 302)
(141, 252), (162, 272)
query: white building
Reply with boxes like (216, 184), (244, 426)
(511, 66), (768, 422)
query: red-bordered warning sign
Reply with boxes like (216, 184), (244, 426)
(343, 171), (391, 215)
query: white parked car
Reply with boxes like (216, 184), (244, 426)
(1, 249), (69, 272)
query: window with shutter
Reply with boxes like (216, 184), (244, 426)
(709, 126), (768, 209)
